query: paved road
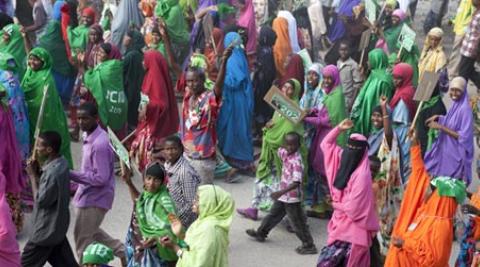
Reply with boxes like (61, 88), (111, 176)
(16, 1), (480, 265)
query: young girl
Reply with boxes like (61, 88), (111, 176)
(121, 163), (180, 267)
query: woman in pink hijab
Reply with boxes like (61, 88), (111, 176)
(317, 119), (379, 267)
(236, 0), (257, 54)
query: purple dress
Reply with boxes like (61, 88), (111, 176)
(424, 90), (474, 184)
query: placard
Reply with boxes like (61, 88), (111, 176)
(358, 29), (372, 52)
(264, 86), (306, 124)
(414, 71), (440, 102)
(365, 0), (376, 23)
(398, 24), (416, 52)
(107, 127), (131, 169)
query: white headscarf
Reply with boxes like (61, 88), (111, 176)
(278, 10), (301, 53)
(308, 0), (327, 39)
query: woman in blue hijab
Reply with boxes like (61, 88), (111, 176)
(217, 32), (254, 172)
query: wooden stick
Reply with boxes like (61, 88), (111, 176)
(29, 85), (49, 200)
(211, 35), (218, 55)
(396, 45), (403, 59)
(409, 101), (424, 131)
(121, 129), (136, 144)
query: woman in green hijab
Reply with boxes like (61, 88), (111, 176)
(0, 24), (27, 79)
(83, 42), (128, 132)
(237, 79), (307, 219)
(351, 49), (394, 135)
(160, 184), (235, 267)
(21, 47), (72, 167)
(122, 162), (180, 266)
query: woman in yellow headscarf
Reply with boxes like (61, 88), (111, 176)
(418, 27), (447, 79)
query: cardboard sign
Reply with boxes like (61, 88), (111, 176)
(398, 24), (416, 52)
(297, 49), (312, 72)
(358, 29), (372, 52)
(414, 71), (440, 102)
(365, 0), (376, 23)
(264, 86), (306, 124)
(107, 127), (131, 169)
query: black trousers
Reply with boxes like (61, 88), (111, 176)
(459, 55), (480, 90)
(257, 201), (314, 246)
(21, 238), (79, 267)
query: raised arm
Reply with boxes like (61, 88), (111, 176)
(158, 20), (182, 78)
(213, 46), (233, 98)
(380, 96), (393, 148)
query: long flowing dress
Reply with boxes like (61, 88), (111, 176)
(253, 26), (276, 130)
(237, 0), (257, 53)
(176, 185), (234, 267)
(418, 27), (447, 79)
(351, 49), (394, 135)
(384, 145), (460, 267)
(125, 185), (178, 266)
(110, 0), (144, 50)
(272, 17), (292, 77)
(123, 30), (145, 129)
(424, 78), (474, 184)
(38, 0), (76, 105)
(319, 127), (379, 267)
(130, 50), (179, 171)
(0, 24), (27, 79)
(217, 32), (254, 170)
(21, 47), (72, 167)
(83, 59), (128, 131)
(0, 103), (22, 267)
(254, 79), (306, 211)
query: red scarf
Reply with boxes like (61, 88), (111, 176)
(390, 63), (416, 120)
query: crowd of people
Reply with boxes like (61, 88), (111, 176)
(0, 0), (480, 266)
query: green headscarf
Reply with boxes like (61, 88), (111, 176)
(136, 185), (178, 261)
(39, 21), (75, 77)
(83, 59), (128, 130)
(0, 24), (26, 79)
(190, 53), (215, 90)
(351, 49), (394, 135)
(323, 85), (347, 145)
(177, 185), (234, 267)
(0, 51), (18, 72)
(256, 79), (307, 181)
(68, 24), (90, 52)
(155, 0), (189, 44)
(21, 47), (72, 167)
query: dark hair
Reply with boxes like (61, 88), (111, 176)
(39, 131), (62, 154)
(164, 135), (184, 153)
(145, 162), (166, 181)
(78, 102), (98, 117)
(285, 131), (301, 146)
(338, 40), (351, 53)
(186, 66), (206, 81)
(100, 43), (112, 55)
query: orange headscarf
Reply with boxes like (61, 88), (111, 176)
(272, 17), (292, 77)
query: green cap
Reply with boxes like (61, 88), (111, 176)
(82, 243), (114, 265)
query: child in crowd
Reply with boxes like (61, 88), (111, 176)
(82, 243), (114, 267)
(337, 40), (362, 113)
(245, 132), (317, 255)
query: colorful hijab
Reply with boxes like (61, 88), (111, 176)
(419, 27), (447, 79)
(21, 47), (72, 167)
(177, 185), (234, 267)
(136, 163), (178, 261)
(217, 32), (254, 163)
(351, 49), (394, 135)
(300, 62), (324, 110)
(391, 63), (416, 120)
(272, 17), (292, 77)
(277, 10), (300, 53)
(280, 54), (304, 94)
(237, 0), (256, 53)
(425, 77), (474, 184)
(137, 50), (179, 139)
(322, 65), (347, 145)
(0, 24), (26, 78)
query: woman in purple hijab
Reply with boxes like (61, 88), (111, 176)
(424, 77), (474, 184)
(328, 0), (361, 43)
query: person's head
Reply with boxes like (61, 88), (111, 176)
(253, 0), (267, 22)
(391, 9), (406, 26)
(334, 134), (369, 190)
(163, 135), (183, 164)
(369, 156), (381, 178)
(186, 66), (206, 95)
(37, 131), (62, 160)
(306, 63), (322, 89)
(281, 79), (298, 99)
(143, 162), (166, 193)
(28, 54), (43, 71)
(237, 26), (248, 47)
(98, 43), (112, 63)
(258, 25), (276, 47)
(338, 40), (351, 61)
(89, 24), (103, 44)
(151, 28), (161, 45)
(192, 184), (234, 223)
(82, 243), (113, 267)
(77, 103), (98, 133)
(322, 65), (340, 92)
(371, 105), (383, 129)
(449, 77), (467, 102)
(283, 132), (301, 155)
(124, 29), (145, 51)
(384, 0), (397, 15)
(81, 7), (96, 26)
(427, 27), (443, 49)
(392, 63), (413, 89)
(368, 49), (388, 71)
(1, 24), (13, 43)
